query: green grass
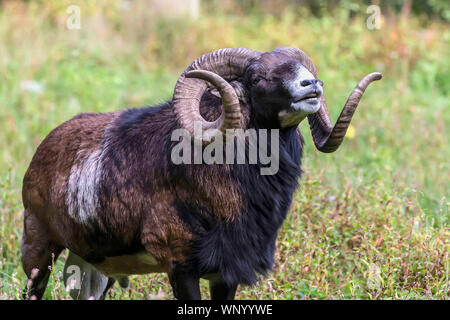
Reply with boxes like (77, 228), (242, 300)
(0, 1), (448, 299)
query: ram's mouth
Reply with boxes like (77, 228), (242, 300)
(293, 91), (320, 103)
(288, 90), (322, 117)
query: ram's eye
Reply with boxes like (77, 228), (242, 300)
(253, 76), (264, 85)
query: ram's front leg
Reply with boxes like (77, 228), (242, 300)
(209, 278), (238, 300)
(168, 263), (201, 300)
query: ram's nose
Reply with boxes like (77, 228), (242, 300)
(300, 79), (323, 87)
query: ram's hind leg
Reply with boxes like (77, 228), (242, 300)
(21, 210), (63, 299)
(63, 251), (112, 300)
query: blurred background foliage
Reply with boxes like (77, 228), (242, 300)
(214, 0), (450, 21)
(0, 0), (448, 299)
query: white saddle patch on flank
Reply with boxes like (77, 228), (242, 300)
(66, 149), (103, 224)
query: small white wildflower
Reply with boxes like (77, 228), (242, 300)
(30, 268), (39, 280)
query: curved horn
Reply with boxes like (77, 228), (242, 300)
(173, 48), (261, 142)
(273, 47), (382, 153)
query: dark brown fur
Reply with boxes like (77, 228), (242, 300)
(21, 94), (244, 296)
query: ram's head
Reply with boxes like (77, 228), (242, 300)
(173, 47), (382, 152)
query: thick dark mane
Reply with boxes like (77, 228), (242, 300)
(174, 93), (303, 284)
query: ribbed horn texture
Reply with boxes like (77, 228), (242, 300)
(311, 72), (382, 152)
(272, 46), (382, 153)
(186, 70), (241, 134)
(172, 48), (261, 142)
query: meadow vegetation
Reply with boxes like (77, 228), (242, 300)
(0, 1), (448, 299)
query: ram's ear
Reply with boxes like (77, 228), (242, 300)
(208, 80), (249, 105)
